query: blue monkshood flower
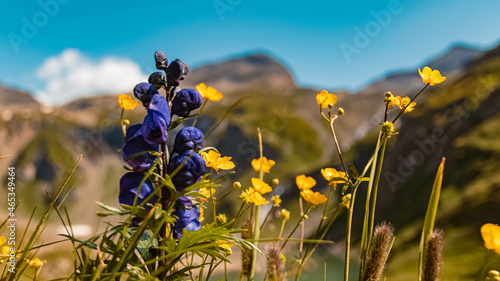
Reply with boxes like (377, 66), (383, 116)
(142, 110), (169, 145)
(142, 94), (171, 145)
(174, 127), (205, 154)
(173, 199), (201, 239)
(123, 124), (159, 172)
(119, 172), (156, 209)
(148, 72), (166, 89)
(146, 93), (170, 115)
(169, 151), (206, 190)
(155, 51), (168, 70)
(134, 82), (159, 107)
(171, 88), (203, 117)
(166, 59), (189, 87)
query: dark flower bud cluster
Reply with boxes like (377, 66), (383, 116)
(119, 51), (207, 239)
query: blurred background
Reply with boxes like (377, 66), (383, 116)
(1, 0), (500, 279)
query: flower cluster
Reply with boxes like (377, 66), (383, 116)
(118, 50), (227, 238)
(239, 157), (279, 206)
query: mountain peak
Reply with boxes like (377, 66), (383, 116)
(426, 44), (485, 74)
(182, 52), (295, 94)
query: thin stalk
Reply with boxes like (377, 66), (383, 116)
(343, 186), (358, 281)
(296, 186), (334, 279)
(367, 137), (388, 245)
(260, 206), (275, 231)
(359, 132), (382, 276)
(392, 84), (429, 123)
(192, 99), (208, 127)
(280, 205), (313, 250)
(329, 119), (348, 177)
(299, 197), (305, 254)
(249, 128), (264, 280)
(119, 108), (126, 136)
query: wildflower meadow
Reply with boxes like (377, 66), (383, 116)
(1, 51), (500, 281)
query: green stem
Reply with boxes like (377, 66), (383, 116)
(343, 186), (358, 281)
(329, 118), (348, 177)
(280, 205), (312, 250)
(249, 128), (264, 280)
(359, 132), (382, 276)
(119, 108), (126, 136)
(192, 99), (208, 127)
(260, 206), (275, 231)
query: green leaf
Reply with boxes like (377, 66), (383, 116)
(348, 163), (359, 178)
(418, 157), (445, 281)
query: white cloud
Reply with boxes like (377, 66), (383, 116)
(36, 49), (148, 105)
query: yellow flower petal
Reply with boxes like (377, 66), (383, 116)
(316, 90), (338, 108)
(296, 175), (316, 190)
(201, 151), (234, 173)
(0, 236), (6, 246)
(321, 168), (347, 188)
(251, 157), (276, 174)
(197, 83), (223, 101)
(251, 178), (272, 194)
(240, 188), (269, 206)
(300, 189), (327, 206)
(279, 209), (290, 221)
(118, 94), (139, 110)
(481, 223), (500, 254)
(271, 195), (282, 207)
(418, 66), (446, 86)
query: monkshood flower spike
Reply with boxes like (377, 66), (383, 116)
(169, 151), (206, 190)
(119, 172), (156, 209)
(173, 127), (205, 154)
(171, 88), (203, 117)
(166, 59), (189, 87)
(134, 82), (159, 107)
(122, 124), (159, 172)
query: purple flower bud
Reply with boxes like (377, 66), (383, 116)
(171, 88), (203, 117)
(169, 151), (206, 190)
(173, 202), (201, 239)
(166, 59), (189, 87)
(155, 51), (168, 70)
(174, 127), (205, 153)
(119, 172), (156, 209)
(134, 82), (159, 107)
(123, 124), (159, 172)
(148, 72), (166, 89)
(142, 110), (169, 145)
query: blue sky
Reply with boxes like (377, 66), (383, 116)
(1, 0), (499, 104)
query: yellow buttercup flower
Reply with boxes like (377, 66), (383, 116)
(341, 194), (352, 209)
(216, 214), (227, 224)
(201, 150), (235, 173)
(481, 223), (500, 254)
(316, 90), (338, 108)
(391, 96), (416, 114)
(240, 188), (269, 206)
(271, 195), (282, 207)
(279, 209), (290, 221)
(296, 175), (316, 190)
(27, 258), (47, 268)
(216, 240), (234, 256)
(251, 178), (272, 194)
(300, 189), (327, 206)
(321, 168), (347, 188)
(251, 157), (276, 174)
(196, 83), (223, 101)
(118, 94), (139, 110)
(198, 188), (216, 204)
(418, 66), (446, 86)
